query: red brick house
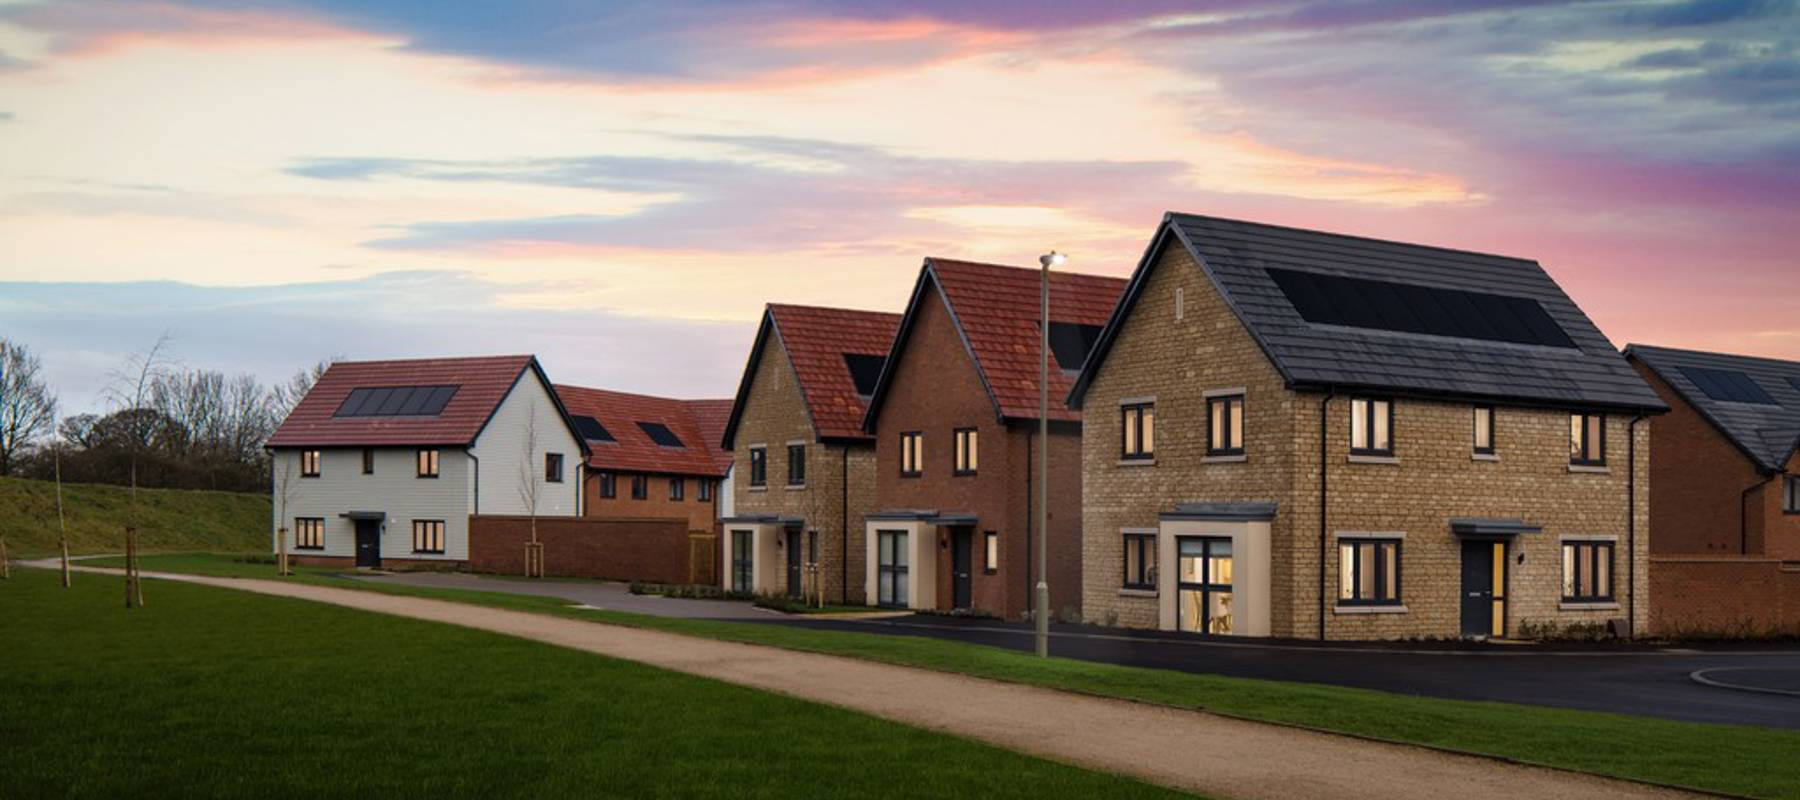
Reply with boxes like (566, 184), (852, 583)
(555, 385), (733, 534)
(859, 258), (1125, 618)
(1625, 345), (1800, 636)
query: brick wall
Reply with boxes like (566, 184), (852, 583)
(583, 470), (719, 532)
(467, 514), (698, 584)
(1631, 362), (1773, 555)
(288, 555), (462, 572)
(1651, 556), (1800, 637)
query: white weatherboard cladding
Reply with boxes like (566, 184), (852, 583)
(270, 447), (472, 561)
(469, 368), (582, 517)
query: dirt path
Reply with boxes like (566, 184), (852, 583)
(31, 563), (1702, 800)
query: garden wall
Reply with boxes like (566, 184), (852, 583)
(1650, 556), (1800, 638)
(468, 515), (714, 585)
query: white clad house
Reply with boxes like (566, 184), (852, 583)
(266, 355), (587, 569)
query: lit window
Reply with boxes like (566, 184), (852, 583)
(900, 432), (923, 477)
(1208, 395), (1244, 456)
(300, 450), (321, 477)
(749, 447), (767, 487)
(983, 531), (999, 573)
(598, 471), (616, 499)
(1473, 405), (1495, 455)
(545, 453), (563, 483)
(1349, 398), (1393, 456)
(1123, 532), (1156, 590)
(954, 428), (979, 475)
(669, 476), (685, 501)
(412, 520), (445, 554)
(788, 444), (806, 486)
(416, 448), (439, 478)
(1562, 541), (1614, 601)
(1338, 538), (1401, 605)
(293, 518), (324, 550)
(1121, 403), (1155, 460)
(1570, 413), (1606, 466)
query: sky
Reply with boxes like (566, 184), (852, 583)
(1, 0), (1796, 415)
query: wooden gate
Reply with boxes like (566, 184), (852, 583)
(688, 531), (718, 586)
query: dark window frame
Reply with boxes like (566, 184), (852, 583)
(411, 520), (446, 554)
(1207, 394), (1245, 456)
(1562, 541), (1615, 602)
(954, 428), (979, 476)
(1473, 405), (1496, 456)
(1337, 538), (1403, 606)
(983, 530), (999, 574)
(1349, 397), (1394, 457)
(1123, 532), (1156, 590)
(300, 449), (321, 478)
(1120, 403), (1155, 460)
(876, 529), (909, 607)
(361, 448), (374, 475)
(598, 471), (616, 499)
(1786, 476), (1799, 514)
(669, 476), (685, 501)
(698, 478), (713, 502)
(730, 531), (753, 593)
(749, 447), (767, 487)
(899, 431), (923, 478)
(1175, 536), (1233, 634)
(416, 448), (440, 479)
(1570, 412), (1607, 467)
(787, 443), (806, 486)
(630, 474), (648, 500)
(545, 452), (564, 483)
(293, 517), (325, 550)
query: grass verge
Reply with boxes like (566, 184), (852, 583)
(70, 552), (1800, 799)
(0, 566), (1184, 799)
(0, 475), (268, 556)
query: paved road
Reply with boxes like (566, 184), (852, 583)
(361, 571), (1800, 730)
(49, 563), (1699, 800)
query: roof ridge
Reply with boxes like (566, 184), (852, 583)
(1168, 211), (1538, 266)
(767, 302), (901, 319)
(1626, 343), (1800, 370)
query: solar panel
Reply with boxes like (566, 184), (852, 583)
(637, 421), (684, 447)
(333, 385), (460, 417)
(1265, 268), (1576, 348)
(843, 353), (886, 397)
(573, 415), (615, 442)
(1680, 366), (1776, 405)
(1789, 377), (1800, 396)
(1047, 323), (1104, 372)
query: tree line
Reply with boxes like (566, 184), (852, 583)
(0, 336), (328, 494)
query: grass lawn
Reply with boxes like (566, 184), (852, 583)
(0, 566), (1185, 799)
(0, 475), (268, 557)
(71, 553), (1800, 799)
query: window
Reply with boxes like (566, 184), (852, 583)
(598, 471), (616, 499)
(698, 478), (713, 502)
(749, 447), (767, 487)
(412, 520), (445, 554)
(630, 474), (647, 500)
(669, 477), (685, 501)
(787, 443), (806, 486)
(1123, 531), (1156, 590)
(1562, 541), (1614, 601)
(730, 531), (753, 593)
(1473, 405), (1495, 455)
(900, 432), (923, 477)
(1121, 403), (1155, 460)
(1338, 539), (1402, 605)
(1349, 397), (1393, 456)
(954, 428), (979, 475)
(293, 518), (323, 550)
(545, 453), (564, 483)
(983, 531), (999, 573)
(361, 448), (374, 475)
(1207, 395), (1244, 456)
(1570, 413), (1606, 466)
(877, 530), (909, 607)
(1176, 537), (1232, 634)
(1787, 477), (1799, 514)
(416, 448), (439, 478)
(300, 450), (321, 477)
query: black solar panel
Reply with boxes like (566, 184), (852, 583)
(1265, 268), (1576, 348)
(573, 415), (615, 442)
(1680, 366), (1776, 405)
(333, 385), (460, 417)
(1789, 377), (1800, 396)
(1047, 322), (1104, 372)
(637, 421), (684, 447)
(843, 353), (886, 397)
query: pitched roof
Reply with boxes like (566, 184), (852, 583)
(555, 385), (733, 477)
(684, 399), (736, 473)
(1071, 213), (1667, 413)
(722, 304), (902, 448)
(1625, 344), (1800, 472)
(865, 258), (1127, 427)
(268, 355), (551, 448)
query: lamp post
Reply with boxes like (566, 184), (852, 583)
(1037, 250), (1065, 658)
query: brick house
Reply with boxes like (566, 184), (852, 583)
(1069, 214), (1666, 640)
(859, 258), (1125, 618)
(1624, 345), (1800, 635)
(554, 385), (733, 533)
(267, 356), (586, 570)
(719, 304), (901, 602)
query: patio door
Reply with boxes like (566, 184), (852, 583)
(877, 530), (909, 608)
(1176, 537), (1233, 635)
(730, 530), (753, 593)
(785, 529), (803, 598)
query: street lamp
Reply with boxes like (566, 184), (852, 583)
(1036, 250), (1064, 658)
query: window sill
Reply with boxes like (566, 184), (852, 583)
(1568, 464), (1611, 474)
(1118, 588), (1157, 598)
(748, 486), (767, 493)
(1559, 601), (1620, 611)
(785, 484), (807, 491)
(1201, 454), (1247, 464)
(1334, 604), (1408, 615)
(1116, 458), (1155, 467)
(293, 547), (324, 552)
(1346, 454), (1399, 465)
(1472, 452), (1500, 462)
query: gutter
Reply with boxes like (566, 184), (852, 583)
(1318, 390), (1333, 642)
(1627, 413), (1642, 637)
(1740, 472), (1780, 555)
(469, 450), (480, 515)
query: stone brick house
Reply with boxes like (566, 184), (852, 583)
(720, 303), (901, 603)
(1070, 213), (1666, 640)
(859, 258), (1125, 618)
(1624, 345), (1800, 636)
(554, 385), (733, 534)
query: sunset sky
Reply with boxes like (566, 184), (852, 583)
(2, 0), (1796, 414)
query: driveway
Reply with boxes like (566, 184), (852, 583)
(362, 571), (1800, 730)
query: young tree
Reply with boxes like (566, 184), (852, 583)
(517, 404), (544, 578)
(106, 333), (175, 608)
(0, 338), (58, 476)
(55, 440), (70, 587)
(271, 359), (334, 421)
(272, 453), (300, 577)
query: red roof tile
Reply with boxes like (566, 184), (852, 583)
(267, 355), (537, 448)
(925, 258), (1126, 422)
(557, 385), (732, 477)
(769, 304), (902, 441)
(684, 398), (736, 472)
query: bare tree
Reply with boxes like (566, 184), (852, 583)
(272, 359), (334, 421)
(105, 333), (176, 608)
(55, 443), (69, 587)
(272, 453), (299, 577)
(0, 338), (58, 476)
(517, 405), (544, 578)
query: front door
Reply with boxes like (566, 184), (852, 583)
(354, 519), (381, 569)
(951, 527), (973, 609)
(1460, 539), (1506, 638)
(785, 529), (803, 598)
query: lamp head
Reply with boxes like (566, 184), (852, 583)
(1040, 251), (1066, 268)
